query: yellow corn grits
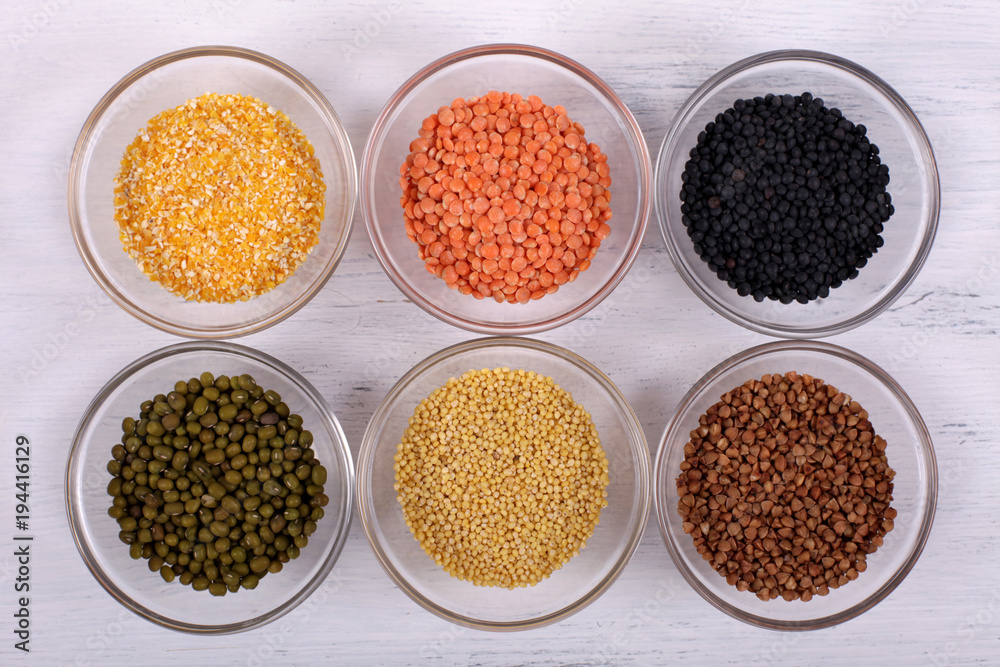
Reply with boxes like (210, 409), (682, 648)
(113, 92), (325, 303)
(393, 367), (609, 588)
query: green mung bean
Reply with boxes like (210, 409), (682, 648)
(107, 372), (330, 596)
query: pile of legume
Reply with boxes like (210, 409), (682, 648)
(399, 91), (612, 304)
(393, 368), (609, 587)
(680, 92), (892, 303)
(107, 372), (329, 596)
(676, 371), (895, 601)
(114, 92), (326, 303)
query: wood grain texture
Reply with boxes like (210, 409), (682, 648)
(1, 0), (999, 664)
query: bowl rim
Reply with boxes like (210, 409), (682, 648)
(356, 335), (651, 630)
(654, 49), (941, 339)
(360, 43), (652, 335)
(652, 339), (938, 630)
(64, 340), (355, 634)
(67, 44), (357, 339)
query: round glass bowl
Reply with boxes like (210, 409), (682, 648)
(68, 46), (357, 338)
(655, 50), (939, 338)
(357, 337), (650, 629)
(66, 341), (354, 634)
(361, 44), (651, 334)
(654, 340), (936, 630)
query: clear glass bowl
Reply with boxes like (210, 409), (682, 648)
(65, 341), (354, 634)
(361, 44), (651, 334)
(654, 340), (936, 630)
(68, 46), (357, 338)
(357, 337), (650, 629)
(655, 50), (939, 338)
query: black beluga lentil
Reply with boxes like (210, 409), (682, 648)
(680, 92), (893, 303)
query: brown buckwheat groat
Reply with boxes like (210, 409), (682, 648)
(676, 371), (895, 602)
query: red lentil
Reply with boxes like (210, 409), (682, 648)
(399, 91), (612, 304)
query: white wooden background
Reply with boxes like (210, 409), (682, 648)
(1, 1), (998, 665)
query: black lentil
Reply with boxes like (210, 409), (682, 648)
(680, 92), (893, 303)
(106, 373), (330, 595)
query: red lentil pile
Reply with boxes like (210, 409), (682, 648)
(399, 91), (612, 304)
(676, 371), (895, 601)
(114, 92), (326, 303)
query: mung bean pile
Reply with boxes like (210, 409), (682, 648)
(393, 368), (609, 588)
(676, 371), (895, 601)
(106, 372), (329, 596)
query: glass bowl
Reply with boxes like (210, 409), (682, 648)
(654, 340), (936, 630)
(65, 341), (354, 634)
(357, 337), (650, 629)
(361, 44), (651, 334)
(68, 46), (357, 338)
(655, 50), (939, 338)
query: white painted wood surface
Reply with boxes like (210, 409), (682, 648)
(1, 0), (998, 664)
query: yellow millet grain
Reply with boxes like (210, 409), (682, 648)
(393, 367), (609, 588)
(113, 92), (325, 303)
